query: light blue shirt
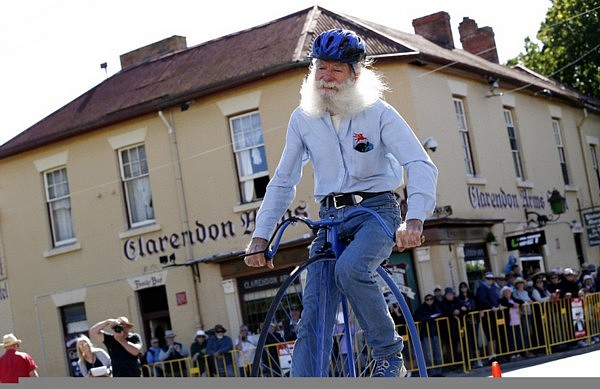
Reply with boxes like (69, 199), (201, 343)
(253, 99), (438, 239)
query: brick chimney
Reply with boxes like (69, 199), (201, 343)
(458, 17), (499, 63)
(412, 11), (455, 50)
(120, 35), (187, 70)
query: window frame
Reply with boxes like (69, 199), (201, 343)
(552, 118), (570, 185)
(503, 108), (525, 179)
(229, 111), (270, 204)
(43, 166), (76, 247)
(118, 143), (155, 228)
(452, 97), (476, 176)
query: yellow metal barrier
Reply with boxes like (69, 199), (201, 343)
(139, 292), (600, 377)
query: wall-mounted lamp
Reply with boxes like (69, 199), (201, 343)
(422, 136), (438, 152)
(524, 189), (566, 227)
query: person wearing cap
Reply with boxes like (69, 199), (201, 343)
(498, 285), (531, 359)
(440, 287), (462, 363)
(190, 330), (208, 376)
(432, 285), (444, 309)
(161, 330), (188, 377)
(243, 27), (437, 378)
(476, 272), (501, 363)
(145, 337), (167, 377)
(89, 316), (142, 377)
(206, 324), (234, 377)
(530, 274), (552, 349)
(579, 274), (597, 296)
(512, 277), (536, 358)
(494, 273), (507, 297)
(560, 268), (581, 298)
(0, 333), (39, 383)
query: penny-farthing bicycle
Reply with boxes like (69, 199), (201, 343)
(244, 206), (428, 377)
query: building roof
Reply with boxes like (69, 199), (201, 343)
(1, 5), (598, 159)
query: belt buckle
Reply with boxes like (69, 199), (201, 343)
(332, 193), (364, 209)
(332, 194), (345, 209)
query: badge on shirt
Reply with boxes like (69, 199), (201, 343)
(353, 132), (373, 152)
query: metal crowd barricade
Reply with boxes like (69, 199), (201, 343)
(138, 292), (600, 377)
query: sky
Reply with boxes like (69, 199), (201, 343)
(0, 0), (552, 145)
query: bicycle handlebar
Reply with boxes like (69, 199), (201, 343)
(244, 206), (396, 263)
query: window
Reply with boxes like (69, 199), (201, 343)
(552, 119), (570, 185)
(44, 167), (76, 247)
(119, 144), (155, 227)
(453, 97), (476, 175)
(503, 108), (525, 179)
(230, 111), (270, 203)
(590, 144), (600, 190)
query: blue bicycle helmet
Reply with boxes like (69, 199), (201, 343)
(311, 28), (366, 64)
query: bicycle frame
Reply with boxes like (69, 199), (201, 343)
(252, 206), (428, 377)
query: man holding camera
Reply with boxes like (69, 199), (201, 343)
(90, 316), (143, 377)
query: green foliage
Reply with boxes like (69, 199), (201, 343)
(509, 0), (600, 97)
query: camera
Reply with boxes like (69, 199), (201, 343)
(113, 324), (124, 333)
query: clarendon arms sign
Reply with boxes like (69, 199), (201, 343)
(122, 201), (309, 261)
(468, 186), (551, 211)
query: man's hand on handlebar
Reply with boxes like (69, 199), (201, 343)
(244, 237), (274, 269)
(396, 219), (424, 252)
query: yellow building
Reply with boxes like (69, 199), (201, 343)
(1, 7), (599, 376)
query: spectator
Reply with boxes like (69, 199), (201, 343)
(235, 324), (256, 377)
(283, 306), (302, 341)
(498, 286), (528, 359)
(512, 278), (535, 357)
(546, 270), (562, 296)
(504, 272), (517, 291)
(476, 272), (500, 364)
(579, 274), (597, 296)
(388, 299), (406, 327)
(75, 334), (112, 377)
(414, 294), (444, 377)
(145, 337), (167, 377)
(190, 330), (208, 376)
(0, 333), (39, 383)
(89, 316), (142, 377)
(504, 255), (518, 275)
(206, 324), (234, 377)
(457, 281), (483, 368)
(440, 287), (462, 364)
(560, 268), (581, 298)
(162, 330), (188, 377)
(530, 275), (552, 349)
(433, 286), (444, 309)
(262, 322), (286, 377)
(495, 274), (507, 297)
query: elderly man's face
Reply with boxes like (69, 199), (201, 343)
(314, 60), (355, 97)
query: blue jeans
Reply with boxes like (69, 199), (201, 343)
(290, 192), (403, 377)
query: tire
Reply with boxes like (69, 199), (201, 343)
(250, 258), (427, 377)
(250, 256), (374, 377)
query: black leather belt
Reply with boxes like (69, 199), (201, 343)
(320, 191), (391, 209)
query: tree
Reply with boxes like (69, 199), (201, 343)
(507, 0), (600, 98)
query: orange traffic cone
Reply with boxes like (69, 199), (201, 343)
(491, 361), (502, 378)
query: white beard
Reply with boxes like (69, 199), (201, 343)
(299, 66), (387, 118)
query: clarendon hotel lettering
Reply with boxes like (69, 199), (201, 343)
(123, 202), (309, 261)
